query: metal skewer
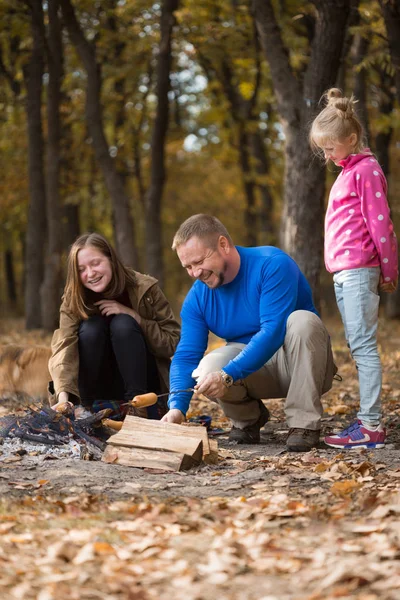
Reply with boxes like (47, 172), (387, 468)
(121, 388), (198, 408)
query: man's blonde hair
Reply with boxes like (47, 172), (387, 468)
(172, 214), (233, 251)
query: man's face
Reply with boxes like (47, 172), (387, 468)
(177, 236), (229, 289)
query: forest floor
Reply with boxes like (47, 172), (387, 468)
(0, 316), (400, 600)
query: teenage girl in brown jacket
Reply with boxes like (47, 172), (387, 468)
(49, 233), (180, 418)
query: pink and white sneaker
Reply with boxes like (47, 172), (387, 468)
(324, 420), (386, 449)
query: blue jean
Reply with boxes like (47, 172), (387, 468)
(333, 267), (381, 425)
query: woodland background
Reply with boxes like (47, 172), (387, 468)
(2, 4), (400, 598)
(1, 0), (400, 329)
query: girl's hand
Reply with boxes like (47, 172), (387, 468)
(379, 275), (398, 293)
(94, 300), (141, 323)
(52, 391), (74, 413)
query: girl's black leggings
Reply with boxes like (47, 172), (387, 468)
(78, 313), (160, 407)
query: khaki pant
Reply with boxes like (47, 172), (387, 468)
(192, 311), (336, 431)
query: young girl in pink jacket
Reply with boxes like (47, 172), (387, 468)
(310, 88), (398, 449)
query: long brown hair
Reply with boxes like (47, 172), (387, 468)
(63, 233), (136, 320)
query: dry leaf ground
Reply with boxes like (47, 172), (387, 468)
(1, 316), (400, 599)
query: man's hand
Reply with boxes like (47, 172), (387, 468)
(379, 275), (398, 293)
(194, 371), (227, 399)
(161, 409), (185, 424)
(94, 300), (141, 324)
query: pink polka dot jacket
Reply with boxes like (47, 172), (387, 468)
(325, 150), (398, 283)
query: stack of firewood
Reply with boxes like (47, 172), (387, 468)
(102, 415), (218, 471)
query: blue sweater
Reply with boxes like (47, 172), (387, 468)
(169, 246), (317, 414)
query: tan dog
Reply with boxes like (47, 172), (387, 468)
(0, 344), (52, 401)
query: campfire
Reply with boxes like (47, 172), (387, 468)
(0, 405), (111, 461)
(0, 400), (217, 471)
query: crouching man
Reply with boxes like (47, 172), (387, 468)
(162, 214), (336, 452)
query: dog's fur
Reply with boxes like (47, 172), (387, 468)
(0, 344), (51, 401)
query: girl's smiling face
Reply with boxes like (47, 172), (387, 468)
(77, 246), (113, 293)
(320, 133), (358, 165)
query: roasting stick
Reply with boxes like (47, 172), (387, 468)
(122, 388), (204, 409)
(102, 389), (207, 431)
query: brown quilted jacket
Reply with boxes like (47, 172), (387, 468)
(49, 271), (180, 402)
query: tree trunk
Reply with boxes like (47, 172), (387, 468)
(379, 0), (400, 103)
(63, 203), (80, 249)
(59, 0), (138, 268)
(351, 34), (370, 142)
(253, 0), (352, 306)
(249, 129), (275, 245)
(145, 0), (179, 285)
(41, 0), (63, 331)
(5, 249), (17, 305)
(378, 0), (400, 318)
(374, 76), (394, 177)
(196, 51), (272, 246)
(23, 0), (47, 329)
(373, 72), (397, 318)
(239, 129), (258, 246)
(336, 0), (362, 92)
(282, 135), (326, 306)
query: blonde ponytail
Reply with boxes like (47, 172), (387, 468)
(309, 88), (366, 155)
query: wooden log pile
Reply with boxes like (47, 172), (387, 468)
(102, 415), (218, 471)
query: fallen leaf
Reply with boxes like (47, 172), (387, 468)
(330, 480), (361, 497)
(386, 470), (400, 478)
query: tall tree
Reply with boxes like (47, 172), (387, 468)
(59, 0), (138, 267)
(4, 247), (17, 305)
(378, 0), (400, 318)
(252, 0), (353, 304)
(41, 0), (64, 331)
(145, 0), (179, 286)
(199, 52), (269, 246)
(351, 34), (370, 141)
(379, 0), (400, 101)
(23, 0), (47, 329)
(180, 0), (276, 246)
(0, 8), (24, 311)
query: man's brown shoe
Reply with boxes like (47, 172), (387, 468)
(229, 401), (270, 444)
(286, 428), (320, 452)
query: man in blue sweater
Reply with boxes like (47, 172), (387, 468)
(162, 214), (336, 452)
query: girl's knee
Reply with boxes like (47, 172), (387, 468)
(350, 340), (380, 359)
(79, 315), (108, 343)
(110, 313), (141, 338)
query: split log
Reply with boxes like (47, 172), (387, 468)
(203, 438), (219, 465)
(102, 445), (197, 471)
(107, 415), (204, 462)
